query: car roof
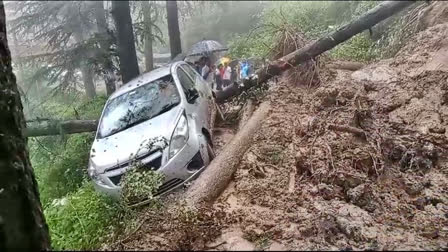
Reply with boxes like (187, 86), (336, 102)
(109, 63), (179, 99)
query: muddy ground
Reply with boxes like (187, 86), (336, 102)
(108, 14), (448, 252)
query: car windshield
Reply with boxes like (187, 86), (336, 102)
(98, 74), (180, 138)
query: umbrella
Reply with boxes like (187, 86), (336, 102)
(187, 40), (228, 57)
(218, 57), (231, 66)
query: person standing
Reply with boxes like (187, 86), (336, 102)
(222, 62), (232, 88)
(201, 57), (211, 80)
(215, 64), (223, 91)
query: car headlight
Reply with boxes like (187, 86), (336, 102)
(88, 160), (102, 182)
(169, 113), (189, 159)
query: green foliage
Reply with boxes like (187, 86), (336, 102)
(329, 32), (378, 62)
(120, 166), (164, 205)
(34, 133), (94, 206)
(228, 33), (272, 59)
(44, 183), (122, 250)
(228, 1), (384, 62)
(29, 95), (107, 206)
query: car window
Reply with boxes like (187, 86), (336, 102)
(176, 67), (195, 93)
(97, 74), (180, 138)
(182, 64), (200, 81)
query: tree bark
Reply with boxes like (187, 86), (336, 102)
(111, 0), (140, 84)
(166, 0), (182, 60)
(143, 1), (154, 72)
(327, 60), (366, 71)
(185, 102), (270, 206)
(73, 26), (97, 100)
(93, 0), (116, 96)
(0, 1), (51, 250)
(238, 99), (254, 132)
(213, 0), (416, 104)
(25, 120), (98, 137)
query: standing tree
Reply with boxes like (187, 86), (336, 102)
(9, 1), (99, 100)
(166, 0), (181, 59)
(111, 0), (140, 84)
(143, 1), (154, 72)
(0, 0), (51, 250)
(92, 0), (116, 95)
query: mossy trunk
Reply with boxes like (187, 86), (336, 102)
(143, 1), (154, 72)
(73, 25), (96, 100)
(166, 0), (182, 60)
(93, 0), (116, 96)
(111, 0), (140, 84)
(0, 1), (51, 250)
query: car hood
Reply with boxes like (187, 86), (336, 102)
(90, 105), (182, 174)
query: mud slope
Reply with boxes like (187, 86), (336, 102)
(207, 23), (448, 251)
(109, 23), (448, 252)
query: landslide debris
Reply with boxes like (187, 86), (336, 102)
(108, 13), (448, 252)
(208, 22), (448, 251)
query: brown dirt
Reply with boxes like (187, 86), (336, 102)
(205, 23), (448, 251)
(108, 19), (448, 252)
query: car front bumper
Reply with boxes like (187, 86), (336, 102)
(92, 132), (210, 199)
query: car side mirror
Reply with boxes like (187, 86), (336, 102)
(187, 88), (199, 104)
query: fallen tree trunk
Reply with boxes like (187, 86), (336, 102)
(214, 0), (416, 104)
(327, 61), (366, 71)
(185, 102), (271, 206)
(238, 99), (255, 132)
(24, 120), (98, 137)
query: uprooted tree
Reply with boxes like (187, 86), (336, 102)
(24, 0), (416, 137)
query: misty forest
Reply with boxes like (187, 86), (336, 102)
(1, 1), (448, 251)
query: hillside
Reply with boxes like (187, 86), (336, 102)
(109, 6), (448, 251)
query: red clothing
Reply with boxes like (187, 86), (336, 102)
(219, 68), (225, 79)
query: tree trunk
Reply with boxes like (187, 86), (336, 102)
(214, 0), (416, 104)
(73, 28), (97, 100)
(93, 0), (116, 96)
(80, 65), (97, 100)
(0, 1), (51, 250)
(185, 102), (270, 206)
(111, 0), (140, 84)
(25, 120), (98, 137)
(238, 99), (254, 132)
(166, 0), (182, 60)
(327, 60), (366, 71)
(143, 1), (154, 72)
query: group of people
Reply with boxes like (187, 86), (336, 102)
(190, 56), (251, 91)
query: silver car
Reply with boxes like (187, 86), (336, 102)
(87, 61), (215, 198)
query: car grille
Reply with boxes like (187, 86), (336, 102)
(105, 149), (161, 172)
(142, 156), (162, 171)
(154, 178), (184, 196)
(108, 155), (163, 186)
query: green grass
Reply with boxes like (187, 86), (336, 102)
(44, 183), (122, 250)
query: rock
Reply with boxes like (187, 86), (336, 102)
(403, 179), (425, 196)
(421, 229), (439, 239)
(267, 241), (287, 251)
(333, 173), (365, 190)
(318, 183), (337, 200)
(413, 197), (428, 210)
(335, 203), (376, 242)
(346, 184), (377, 213)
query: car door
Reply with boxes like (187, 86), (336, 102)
(180, 63), (214, 130)
(174, 65), (210, 132)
